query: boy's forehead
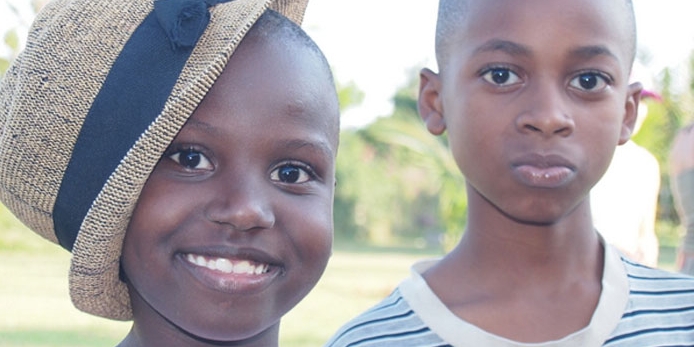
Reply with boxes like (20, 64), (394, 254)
(452, 0), (635, 67)
(462, 0), (631, 14)
(461, 0), (632, 33)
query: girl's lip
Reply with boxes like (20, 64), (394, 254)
(183, 253), (271, 275)
(176, 247), (283, 295)
(179, 245), (281, 266)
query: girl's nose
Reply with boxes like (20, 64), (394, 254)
(204, 174), (275, 232)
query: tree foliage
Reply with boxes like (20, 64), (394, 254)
(631, 53), (694, 226)
(0, 29), (20, 78)
(333, 77), (465, 250)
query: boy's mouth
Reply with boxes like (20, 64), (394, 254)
(184, 253), (270, 275)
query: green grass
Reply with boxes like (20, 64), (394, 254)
(0, 204), (680, 346)
(0, 204), (440, 347)
(0, 246), (434, 347)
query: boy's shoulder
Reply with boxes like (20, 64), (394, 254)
(620, 255), (694, 295)
(324, 287), (442, 347)
(325, 259), (455, 346)
(621, 256), (694, 283)
(325, 256), (694, 347)
(605, 257), (694, 345)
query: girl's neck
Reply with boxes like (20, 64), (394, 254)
(117, 321), (280, 347)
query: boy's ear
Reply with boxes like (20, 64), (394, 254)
(618, 82), (643, 145)
(418, 68), (446, 135)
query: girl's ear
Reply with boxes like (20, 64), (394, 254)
(418, 68), (446, 135)
(618, 82), (643, 145)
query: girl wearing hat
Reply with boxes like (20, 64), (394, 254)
(0, 0), (339, 346)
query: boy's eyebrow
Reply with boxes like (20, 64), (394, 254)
(472, 40), (619, 63)
(472, 39), (531, 57)
(568, 45), (619, 62)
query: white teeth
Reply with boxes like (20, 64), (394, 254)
(195, 255), (206, 267)
(234, 261), (252, 274)
(185, 254), (268, 275)
(215, 258), (233, 273)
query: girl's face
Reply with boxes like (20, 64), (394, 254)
(120, 29), (338, 346)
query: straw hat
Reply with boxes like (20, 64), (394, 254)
(0, 0), (308, 320)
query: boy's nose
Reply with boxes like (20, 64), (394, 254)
(204, 175), (275, 232)
(515, 84), (574, 138)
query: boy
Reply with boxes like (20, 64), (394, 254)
(0, 0), (339, 346)
(326, 0), (694, 345)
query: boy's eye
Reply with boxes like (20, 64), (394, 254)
(569, 72), (609, 92)
(169, 149), (213, 170)
(482, 68), (521, 86)
(270, 164), (312, 184)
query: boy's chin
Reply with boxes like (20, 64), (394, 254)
(499, 205), (576, 227)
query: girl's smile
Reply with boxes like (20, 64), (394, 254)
(179, 250), (280, 295)
(184, 254), (270, 275)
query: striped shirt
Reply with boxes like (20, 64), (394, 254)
(325, 244), (694, 347)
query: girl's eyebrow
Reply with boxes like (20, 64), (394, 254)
(275, 138), (334, 159)
(183, 118), (335, 157)
(183, 118), (223, 137)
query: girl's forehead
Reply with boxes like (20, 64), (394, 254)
(177, 35), (337, 152)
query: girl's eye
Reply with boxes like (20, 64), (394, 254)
(168, 148), (213, 170)
(481, 67), (521, 86)
(569, 72), (610, 92)
(270, 164), (312, 184)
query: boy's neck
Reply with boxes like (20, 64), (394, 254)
(423, 226), (604, 343)
(422, 186), (604, 343)
(452, 221), (603, 282)
(458, 183), (601, 274)
(427, 183), (604, 287)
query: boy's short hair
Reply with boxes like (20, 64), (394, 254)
(0, 0), (309, 321)
(434, 0), (637, 72)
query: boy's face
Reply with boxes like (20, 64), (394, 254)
(420, 0), (641, 225)
(120, 32), (338, 343)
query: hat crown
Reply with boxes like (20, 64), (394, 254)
(0, 0), (308, 321)
(154, 0), (235, 50)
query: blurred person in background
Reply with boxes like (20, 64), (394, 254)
(670, 122), (694, 275)
(591, 80), (662, 267)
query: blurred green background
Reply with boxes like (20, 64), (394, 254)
(0, 203), (445, 347)
(2, 0), (694, 346)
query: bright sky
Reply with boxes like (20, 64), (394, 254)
(2, 0), (694, 128)
(303, 0), (694, 128)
